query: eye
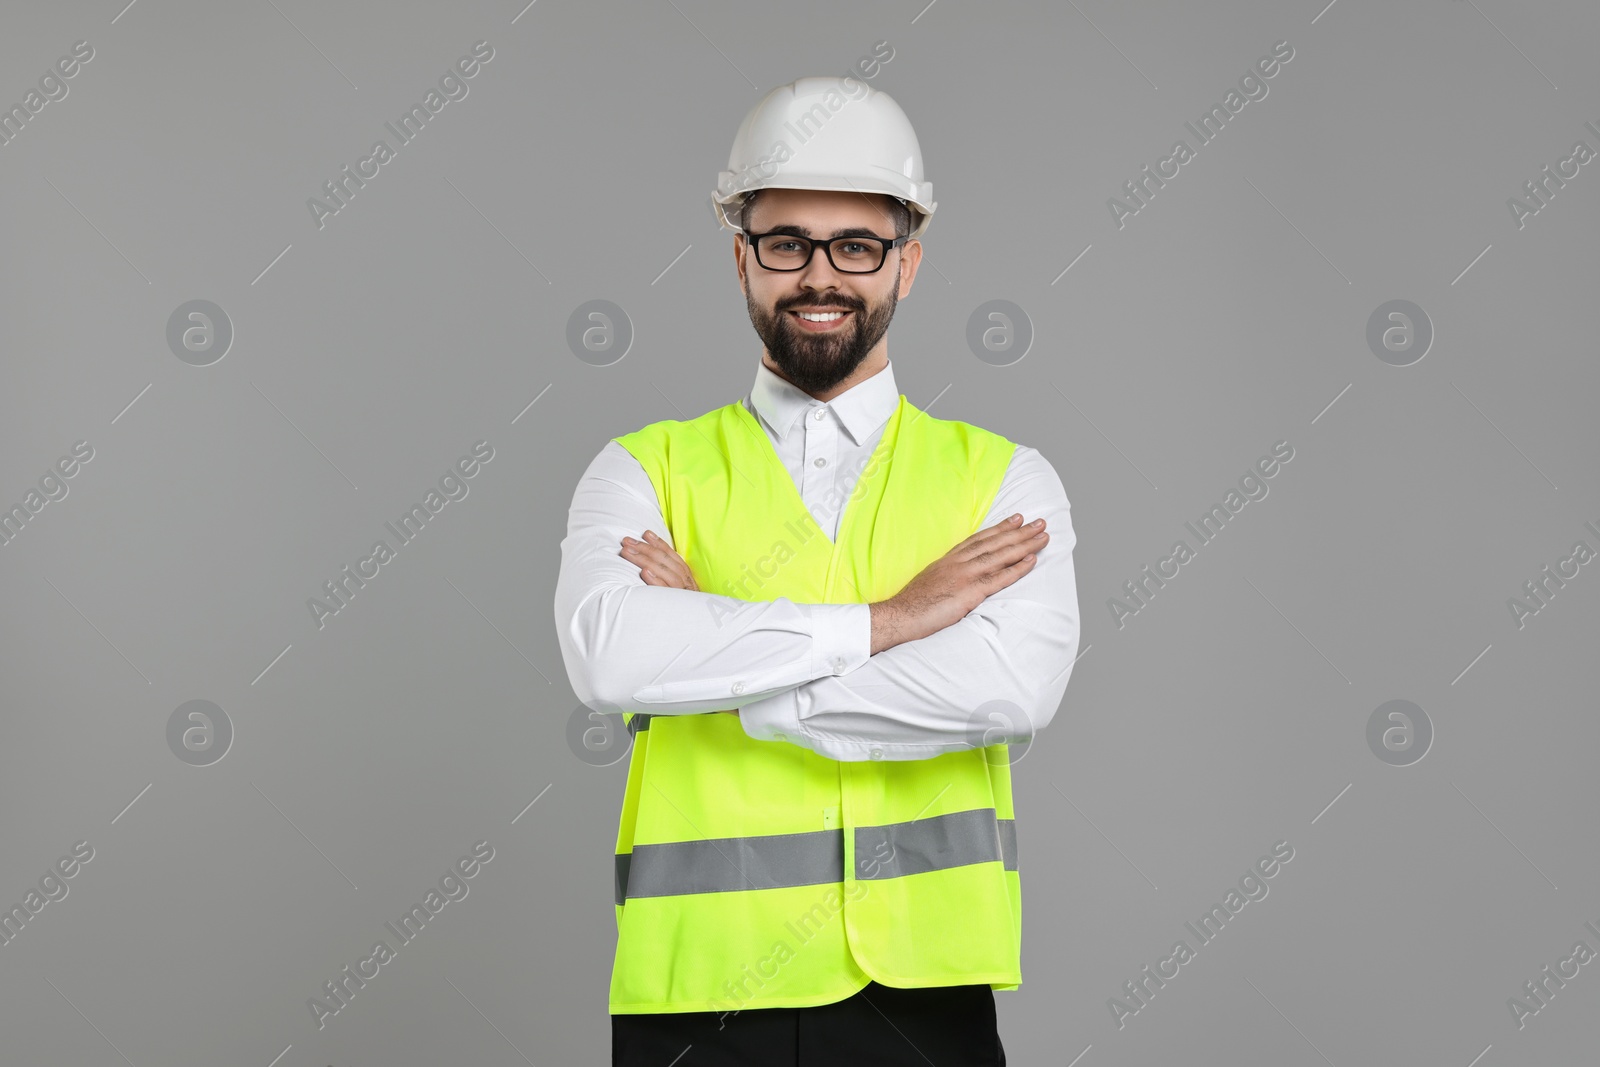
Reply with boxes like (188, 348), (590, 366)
(837, 241), (871, 255)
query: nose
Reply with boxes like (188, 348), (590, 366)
(796, 244), (844, 291)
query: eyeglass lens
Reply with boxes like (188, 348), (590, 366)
(754, 235), (889, 273)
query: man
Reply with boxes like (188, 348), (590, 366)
(554, 76), (1080, 1066)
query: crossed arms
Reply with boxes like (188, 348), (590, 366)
(553, 440), (1080, 762)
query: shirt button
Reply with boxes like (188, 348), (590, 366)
(832, 656), (846, 673)
(731, 681), (746, 695)
(813, 408), (826, 421)
(869, 747), (884, 760)
(814, 457), (827, 467)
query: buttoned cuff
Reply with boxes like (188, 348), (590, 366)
(738, 686), (806, 745)
(805, 602), (871, 679)
(739, 603), (869, 746)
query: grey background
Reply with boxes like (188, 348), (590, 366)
(2, 0), (1597, 1064)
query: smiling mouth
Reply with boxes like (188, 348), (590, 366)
(787, 309), (854, 331)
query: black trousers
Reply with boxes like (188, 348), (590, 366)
(612, 980), (1006, 1066)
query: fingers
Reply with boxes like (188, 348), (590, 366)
(963, 527), (1045, 594)
(995, 549), (1041, 587)
(645, 531), (698, 589)
(619, 531), (672, 573)
(981, 514), (1047, 544)
(620, 530), (698, 590)
(973, 529), (1048, 577)
(959, 514), (1024, 549)
(959, 514), (1049, 561)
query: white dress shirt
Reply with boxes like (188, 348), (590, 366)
(553, 358), (1080, 762)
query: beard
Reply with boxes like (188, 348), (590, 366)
(745, 283), (898, 394)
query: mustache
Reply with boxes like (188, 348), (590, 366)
(776, 294), (863, 313)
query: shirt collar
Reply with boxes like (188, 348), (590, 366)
(748, 358), (900, 447)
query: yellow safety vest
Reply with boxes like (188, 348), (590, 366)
(609, 392), (1022, 1014)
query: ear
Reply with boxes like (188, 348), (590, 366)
(733, 232), (749, 293)
(895, 238), (923, 299)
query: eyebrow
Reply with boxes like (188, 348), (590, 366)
(762, 224), (895, 240)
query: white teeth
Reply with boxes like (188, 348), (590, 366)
(797, 311), (845, 321)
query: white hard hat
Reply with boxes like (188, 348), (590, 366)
(712, 76), (936, 238)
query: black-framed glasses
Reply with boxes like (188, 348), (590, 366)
(745, 230), (909, 274)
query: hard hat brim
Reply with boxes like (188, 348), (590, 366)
(713, 172), (935, 238)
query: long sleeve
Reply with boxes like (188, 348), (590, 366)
(738, 445), (1079, 761)
(554, 440), (872, 716)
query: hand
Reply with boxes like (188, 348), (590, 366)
(619, 530), (699, 591)
(869, 513), (1048, 655)
(621, 531), (733, 713)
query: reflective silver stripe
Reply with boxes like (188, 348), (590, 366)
(616, 809), (1018, 903)
(618, 827), (842, 903)
(855, 808), (1008, 881)
(615, 851), (630, 906)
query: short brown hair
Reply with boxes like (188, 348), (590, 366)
(739, 188), (911, 238)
